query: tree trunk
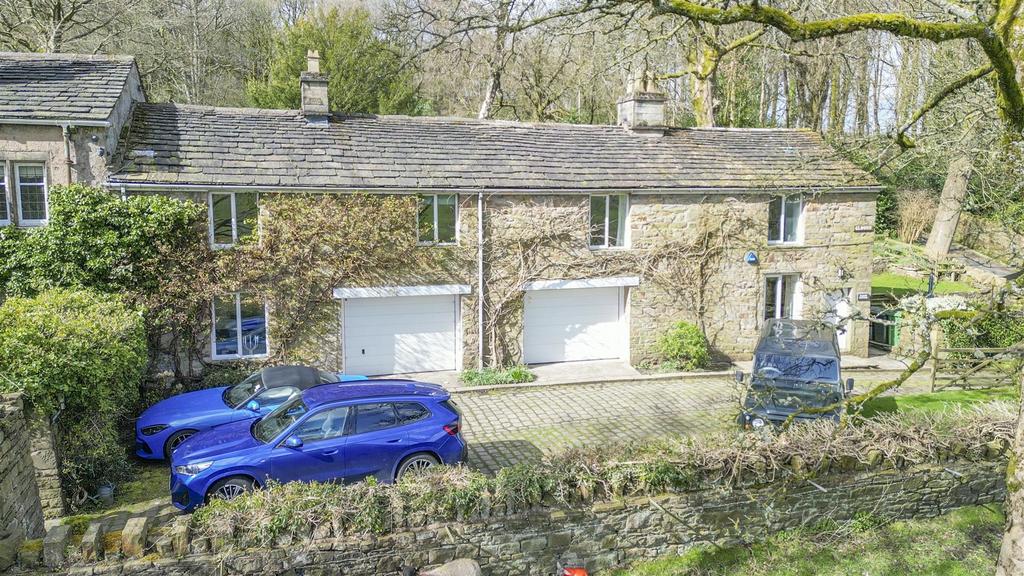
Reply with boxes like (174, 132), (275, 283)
(924, 156), (972, 260)
(996, 373), (1024, 575)
(691, 73), (715, 127)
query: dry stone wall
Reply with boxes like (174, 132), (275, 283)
(0, 394), (45, 572)
(25, 458), (1004, 576)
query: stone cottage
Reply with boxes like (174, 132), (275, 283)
(1, 52), (879, 375)
(0, 52), (144, 226)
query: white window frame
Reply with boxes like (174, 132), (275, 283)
(14, 163), (48, 227)
(210, 293), (270, 361)
(0, 163), (9, 226)
(417, 194), (459, 246)
(764, 273), (803, 321)
(208, 191), (259, 249)
(767, 194), (804, 245)
(589, 193), (630, 249)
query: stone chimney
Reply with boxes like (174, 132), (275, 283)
(300, 50), (329, 124)
(617, 70), (667, 136)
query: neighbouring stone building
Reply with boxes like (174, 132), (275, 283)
(0, 395), (45, 572)
(0, 51), (878, 376)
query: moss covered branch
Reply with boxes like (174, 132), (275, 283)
(645, 0), (1024, 133)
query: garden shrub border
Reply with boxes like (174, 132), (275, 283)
(191, 402), (1015, 548)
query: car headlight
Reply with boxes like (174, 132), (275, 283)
(751, 418), (766, 428)
(175, 461), (213, 476)
(141, 424), (169, 436)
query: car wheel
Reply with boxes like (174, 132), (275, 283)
(396, 453), (440, 481)
(163, 430), (197, 460)
(207, 477), (254, 503)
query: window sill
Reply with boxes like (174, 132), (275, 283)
(589, 245), (631, 251)
(417, 241), (459, 247)
(210, 353), (269, 362)
(766, 241), (805, 248)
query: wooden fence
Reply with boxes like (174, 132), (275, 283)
(930, 346), (1024, 391)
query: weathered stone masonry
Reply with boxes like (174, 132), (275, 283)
(0, 394), (45, 572)
(28, 459), (1003, 576)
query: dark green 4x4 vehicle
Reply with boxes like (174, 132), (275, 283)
(737, 319), (855, 428)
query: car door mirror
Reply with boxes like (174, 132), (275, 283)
(284, 436), (303, 449)
(245, 400), (260, 412)
(734, 370), (745, 384)
(845, 378), (855, 393)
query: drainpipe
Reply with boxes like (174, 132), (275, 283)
(61, 123), (73, 184)
(477, 190), (485, 370)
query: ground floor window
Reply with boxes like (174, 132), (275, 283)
(212, 293), (268, 359)
(764, 274), (800, 320)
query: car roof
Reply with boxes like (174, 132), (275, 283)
(755, 319), (839, 358)
(261, 365), (330, 390)
(300, 379), (449, 409)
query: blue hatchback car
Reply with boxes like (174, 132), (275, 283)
(136, 365), (367, 461)
(168, 380), (467, 512)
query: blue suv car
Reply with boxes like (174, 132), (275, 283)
(169, 380), (466, 512)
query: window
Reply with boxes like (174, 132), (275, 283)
(292, 406), (351, 444)
(417, 194), (457, 244)
(589, 194), (628, 248)
(353, 403), (398, 434)
(212, 293), (268, 359)
(15, 163), (47, 226)
(0, 165), (9, 225)
(395, 402), (430, 424)
(768, 194), (802, 244)
(209, 192), (258, 247)
(764, 274), (800, 320)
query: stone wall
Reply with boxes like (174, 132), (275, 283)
(32, 459), (1003, 576)
(957, 213), (1024, 266)
(134, 188), (876, 372)
(0, 395), (45, 572)
(27, 414), (64, 519)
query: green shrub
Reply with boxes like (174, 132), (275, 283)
(939, 311), (1024, 349)
(460, 365), (536, 386)
(0, 288), (147, 502)
(656, 321), (711, 370)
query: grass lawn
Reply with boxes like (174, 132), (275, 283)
(871, 272), (976, 298)
(858, 387), (1018, 418)
(613, 505), (1004, 576)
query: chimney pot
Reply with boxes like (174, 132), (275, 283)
(300, 49), (329, 124)
(617, 69), (667, 136)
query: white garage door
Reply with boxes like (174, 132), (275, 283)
(523, 287), (625, 364)
(343, 295), (459, 375)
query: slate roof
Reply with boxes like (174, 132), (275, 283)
(109, 103), (880, 191)
(0, 52), (136, 122)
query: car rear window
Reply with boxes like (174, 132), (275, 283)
(440, 399), (460, 416)
(354, 403), (398, 434)
(394, 402), (430, 424)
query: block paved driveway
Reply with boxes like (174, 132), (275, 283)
(454, 377), (737, 474)
(454, 372), (932, 474)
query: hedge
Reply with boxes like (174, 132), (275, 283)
(192, 402), (1014, 548)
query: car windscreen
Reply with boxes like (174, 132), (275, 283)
(252, 396), (309, 443)
(753, 353), (839, 383)
(223, 371), (264, 408)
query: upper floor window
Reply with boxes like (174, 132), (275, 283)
(212, 292), (268, 360)
(0, 165), (9, 226)
(417, 194), (457, 244)
(768, 194), (802, 244)
(590, 194), (628, 248)
(210, 192), (258, 248)
(15, 163), (47, 226)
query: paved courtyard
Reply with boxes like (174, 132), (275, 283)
(456, 371), (934, 474)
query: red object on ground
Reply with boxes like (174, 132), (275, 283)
(561, 568), (588, 576)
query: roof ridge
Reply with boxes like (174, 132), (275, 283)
(0, 51), (134, 63)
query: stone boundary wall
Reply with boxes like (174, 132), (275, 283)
(0, 394), (45, 572)
(957, 214), (1024, 266)
(31, 459), (1006, 576)
(27, 413), (64, 519)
